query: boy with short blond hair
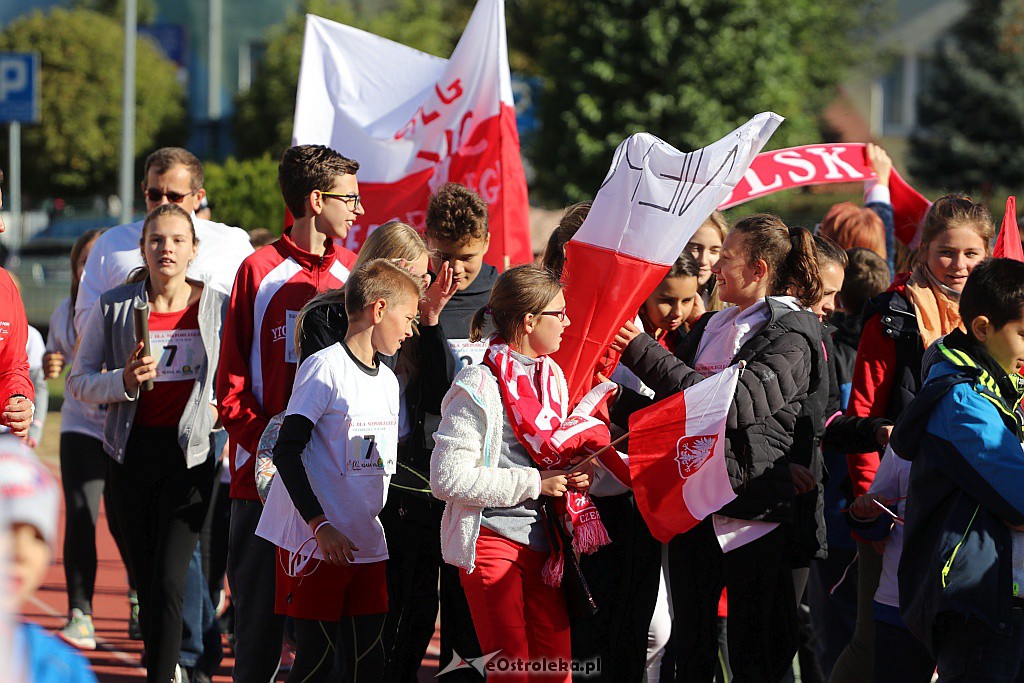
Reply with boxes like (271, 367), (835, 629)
(256, 259), (422, 682)
(894, 258), (1024, 681)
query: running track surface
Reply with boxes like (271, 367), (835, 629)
(21, 461), (442, 682)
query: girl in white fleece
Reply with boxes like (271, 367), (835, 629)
(430, 264), (609, 682)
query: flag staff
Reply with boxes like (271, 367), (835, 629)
(567, 432), (629, 473)
(118, 0), (137, 225)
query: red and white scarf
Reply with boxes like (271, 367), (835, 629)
(483, 337), (616, 586)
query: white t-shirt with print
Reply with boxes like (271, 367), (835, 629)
(694, 297), (802, 552)
(257, 342), (399, 563)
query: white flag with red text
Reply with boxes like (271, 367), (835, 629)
(292, 0), (531, 267)
(551, 113), (783, 405)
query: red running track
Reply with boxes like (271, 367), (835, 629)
(21, 463), (442, 682)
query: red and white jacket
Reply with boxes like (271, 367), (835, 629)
(0, 268), (33, 403)
(217, 232), (356, 500)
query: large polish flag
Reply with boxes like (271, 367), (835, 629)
(292, 0), (531, 268)
(551, 113), (783, 405)
(628, 365), (740, 543)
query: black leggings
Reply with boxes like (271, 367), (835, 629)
(107, 426), (215, 683)
(59, 431), (134, 614)
(288, 614), (387, 683)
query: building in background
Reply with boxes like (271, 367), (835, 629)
(825, 0), (967, 166)
(1, 0), (298, 159)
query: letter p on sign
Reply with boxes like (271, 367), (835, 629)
(0, 53), (40, 124)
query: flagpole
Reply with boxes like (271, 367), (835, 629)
(567, 432), (629, 473)
(118, 0), (138, 225)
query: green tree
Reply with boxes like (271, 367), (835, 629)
(202, 154), (284, 233)
(72, 0), (158, 25)
(909, 0), (1024, 192)
(234, 0), (473, 160)
(0, 8), (185, 197)
(532, 0), (873, 202)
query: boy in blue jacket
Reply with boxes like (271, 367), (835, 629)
(1, 437), (97, 683)
(893, 257), (1024, 681)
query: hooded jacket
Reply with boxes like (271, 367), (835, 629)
(893, 331), (1024, 651)
(617, 297), (826, 524)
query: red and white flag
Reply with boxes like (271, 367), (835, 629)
(994, 196), (1023, 262)
(627, 364), (740, 543)
(292, 0), (531, 268)
(551, 113), (783, 405)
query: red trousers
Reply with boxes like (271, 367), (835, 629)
(460, 528), (572, 682)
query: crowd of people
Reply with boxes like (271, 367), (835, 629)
(3, 137), (1024, 683)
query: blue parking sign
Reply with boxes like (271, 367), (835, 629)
(0, 53), (40, 124)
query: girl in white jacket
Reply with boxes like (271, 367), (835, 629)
(430, 264), (604, 682)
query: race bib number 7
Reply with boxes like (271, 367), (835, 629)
(345, 417), (398, 477)
(149, 329), (204, 382)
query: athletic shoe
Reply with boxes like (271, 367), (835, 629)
(57, 608), (97, 651)
(128, 591), (142, 641)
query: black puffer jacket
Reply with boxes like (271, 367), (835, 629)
(615, 298), (826, 524)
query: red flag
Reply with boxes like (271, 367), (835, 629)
(718, 143), (931, 246)
(291, 0), (531, 268)
(888, 171), (932, 246)
(627, 365), (740, 543)
(994, 197), (1023, 262)
(551, 114), (783, 405)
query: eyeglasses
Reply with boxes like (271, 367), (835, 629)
(538, 307), (568, 322)
(145, 188), (199, 203)
(320, 192), (361, 209)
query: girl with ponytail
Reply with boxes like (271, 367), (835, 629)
(609, 213), (829, 681)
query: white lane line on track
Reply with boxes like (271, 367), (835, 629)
(28, 593), (143, 668)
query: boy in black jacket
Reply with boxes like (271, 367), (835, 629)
(383, 182), (495, 681)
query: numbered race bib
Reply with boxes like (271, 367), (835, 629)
(150, 329), (204, 382)
(345, 417), (398, 477)
(448, 338), (488, 369)
(285, 310), (298, 364)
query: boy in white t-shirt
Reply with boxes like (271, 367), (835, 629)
(256, 259), (422, 682)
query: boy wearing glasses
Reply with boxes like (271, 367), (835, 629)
(74, 147), (254, 334)
(383, 182), (496, 679)
(217, 144), (361, 682)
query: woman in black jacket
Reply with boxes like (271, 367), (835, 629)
(611, 214), (827, 682)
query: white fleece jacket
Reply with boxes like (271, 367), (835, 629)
(430, 364), (542, 573)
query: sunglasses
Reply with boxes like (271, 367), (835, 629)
(538, 307), (568, 322)
(320, 192), (362, 209)
(145, 188), (199, 203)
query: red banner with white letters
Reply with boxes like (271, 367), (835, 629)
(718, 143), (931, 245)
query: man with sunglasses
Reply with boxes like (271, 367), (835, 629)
(74, 147), (253, 334)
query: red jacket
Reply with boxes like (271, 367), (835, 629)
(0, 268), (33, 404)
(217, 233), (356, 500)
(845, 273), (913, 497)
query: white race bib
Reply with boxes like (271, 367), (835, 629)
(448, 338), (488, 368)
(344, 417), (398, 477)
(149, 329), (204, 382)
